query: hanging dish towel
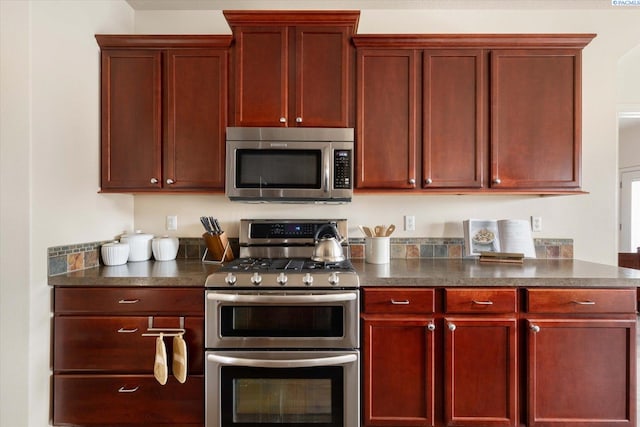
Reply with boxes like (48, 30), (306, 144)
(173, 333), (188, 384)
(154, 333), (168, 385)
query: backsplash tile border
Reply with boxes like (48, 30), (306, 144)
(48, 237), (573, 276)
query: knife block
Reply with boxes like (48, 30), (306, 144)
(202, 232), (234, 263)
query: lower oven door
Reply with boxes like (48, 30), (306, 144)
(205, 350), (359, 427)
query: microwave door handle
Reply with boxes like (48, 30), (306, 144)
(207, 292), (357, 304)
(207, 353), (357, 368)
(324, 148), (331, 193)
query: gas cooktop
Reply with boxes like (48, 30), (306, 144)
(222, 257), (355, 273)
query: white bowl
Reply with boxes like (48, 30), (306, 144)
(152, 236), (179, 261)
(101, 241), (129, 266)
(121, 230), (154, 262)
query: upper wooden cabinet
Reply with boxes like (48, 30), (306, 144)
(353, 34), (595, 194)
(224, 11), (359, 128)
(96, 35), (231, 192)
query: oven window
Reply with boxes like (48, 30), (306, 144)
(221, 366), (343, 426)
(221, 306), (343, 337)
(235, 149), (321, 188)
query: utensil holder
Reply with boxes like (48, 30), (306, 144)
(202, 232), (234, 264)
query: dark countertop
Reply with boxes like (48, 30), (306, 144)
(48, 258), (640, 288)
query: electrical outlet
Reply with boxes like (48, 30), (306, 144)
(166, 215), (178, 231)
(531, 216), (542, 232)
(404, 215), (415, 231)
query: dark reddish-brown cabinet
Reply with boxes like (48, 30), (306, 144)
(224, 11), (359, 128)
(353, 34), (594, 194)
(525, 288), (637, 427)
(52, 287), (204, 426)
(361, 288), (436, 426)
(96, 35), (231, 192)
(443, 288), (518, 427)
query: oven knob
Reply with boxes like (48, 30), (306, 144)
(328, 272), (340, 286)
(303, 273), (314, 286)
(277, 273), (288, 285)
(251, 272), (262, 285)
(225, 273), (237, 286)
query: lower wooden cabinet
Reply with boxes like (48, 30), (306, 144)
(52, 287), (204, 426)
(362, 287), (636, 427)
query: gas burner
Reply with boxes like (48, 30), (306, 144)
(222, 258), (354, 273)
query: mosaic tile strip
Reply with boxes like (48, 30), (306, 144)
(48, 236), (572, 276)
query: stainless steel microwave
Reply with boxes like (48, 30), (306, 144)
(225, 127), (354, 203)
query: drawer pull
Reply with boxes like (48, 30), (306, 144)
(572, 300), (596, 305)
(117, 328), (138, 333)
(118, 299), (140, 304)
(118, 386), (139, 393)
(472, 300), (494, 305)
(390, 299), (410, 305)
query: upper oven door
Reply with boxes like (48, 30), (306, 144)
(225, 139), (331, 201)
(205, 290), (359, 349)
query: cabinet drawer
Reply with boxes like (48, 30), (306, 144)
(54, 316), (203, 373)
(445, 288), (517, 313)
(54, 287), (203, 315)
(526, 288), (637, 314)
(363, 288), (435, 314)
(53, 374), (204, 425)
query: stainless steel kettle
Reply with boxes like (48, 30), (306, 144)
(311, 223), (346, 262)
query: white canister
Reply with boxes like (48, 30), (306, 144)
(365, 237), (390, 264)
(101, 241), (130, 266)
(120, 230), (154, 262)
(152, 236), (179, 261)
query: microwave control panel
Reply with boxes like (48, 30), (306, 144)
(334, 150), (352, 189)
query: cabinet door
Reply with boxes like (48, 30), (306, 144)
(101, 50), (162, 190)
(490, 49), (581, 189)
(165, 49), (228, 189)
(527, 318), (636, 427)
(357, 50), (418, 189)
(232, 26), (288, 127)
(53, 374), (204, 426)
(444, 317), (517, 427)
(295, 26), (351, 127)
(423, 50), (485, 189)
(362, 315), (435, 426)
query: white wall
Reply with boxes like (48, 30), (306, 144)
(133, 6), (640, 265)
(0, 1), (135, 426)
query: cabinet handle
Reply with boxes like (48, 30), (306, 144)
(166, 178), (175, 185)
(118, 386), (139, 393)
(150, 178), (158, 184)
(279, 117), (286, 123)
(296, 117), (303, 123)
(390, 299), (410, 305)
(530, 324), (541, 333)
(572, 300), (596, 305)
(472, 300), (494, 305)
(118, 299), (140, 304)
(117, 328), (138, 333)
(424, 178), (432, 185)
(408, 178), (416, 185)
(448, 323), (456, 331)
(427, 323), (436, 332)
(493, 178), (501, 185)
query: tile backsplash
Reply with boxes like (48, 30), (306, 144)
(48, 236), (573, 276)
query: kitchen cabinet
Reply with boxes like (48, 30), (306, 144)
(362, 288), (436, 426)
(96, 35), (231, 192)
(353, 34), (594, 194)
(224, 11), (359, 128)
(443, 289), (517, 427)
(52, 286), (204, 426)
(525, 288), (636, 427)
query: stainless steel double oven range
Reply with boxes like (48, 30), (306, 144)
(205, 219), (360, 427)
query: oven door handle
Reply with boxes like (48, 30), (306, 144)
(207, 353), (357, 368)
(206, 292), (357, 304)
